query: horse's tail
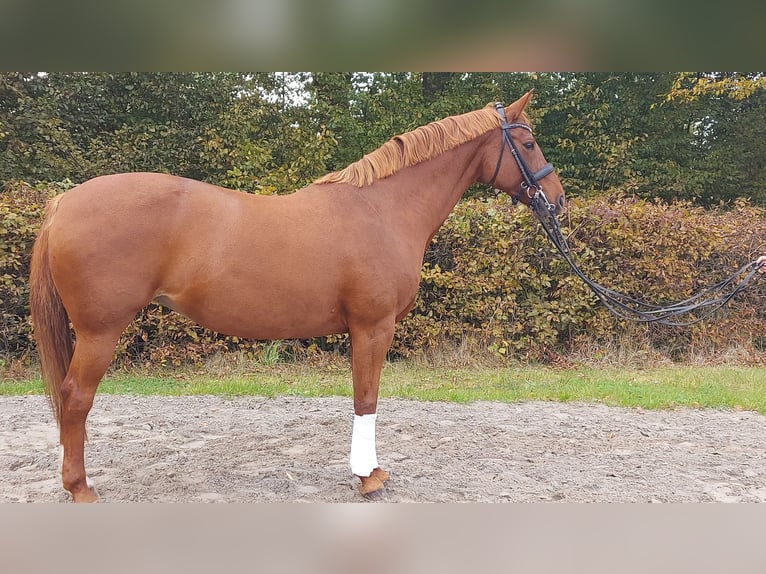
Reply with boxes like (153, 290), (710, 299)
(29, 195), (72, 426)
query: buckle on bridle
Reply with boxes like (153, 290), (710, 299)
(520, 181), (538, 201)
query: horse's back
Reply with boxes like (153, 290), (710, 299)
(63, 172), (239, 215)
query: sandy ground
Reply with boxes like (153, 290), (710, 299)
(2, 395), (766, 503)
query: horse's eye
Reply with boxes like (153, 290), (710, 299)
(523, 142), (535, 150)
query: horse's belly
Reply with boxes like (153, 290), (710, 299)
(153, 292), (347, 340)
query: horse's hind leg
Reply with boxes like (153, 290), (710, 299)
(59, 332), (119, 502)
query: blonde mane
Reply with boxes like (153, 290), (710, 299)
(315, 104), (530, 187)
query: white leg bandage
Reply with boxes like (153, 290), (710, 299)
(349, 413), (378, 477)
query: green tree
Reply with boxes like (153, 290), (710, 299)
(4, 72), (766, 206)
(0, 72), (336, 194)
(0, 73), (84, 184)
(664, 73), (766, 205)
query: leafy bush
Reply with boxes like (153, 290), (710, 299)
(566, 194), (766, 360)
(397, 192), (766, 362)
(4, 181), (766, 366)
(0, 182), (55, 356)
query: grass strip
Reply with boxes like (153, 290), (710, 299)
(2, 364), (766, 413)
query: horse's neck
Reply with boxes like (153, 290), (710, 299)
(370, 137), (486, 246)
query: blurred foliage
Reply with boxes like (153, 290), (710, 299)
(3, 72), (766, 365)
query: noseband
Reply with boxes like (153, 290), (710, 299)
(487, 102), (554, 205)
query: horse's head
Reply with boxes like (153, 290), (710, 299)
(481, 90), (566, 215)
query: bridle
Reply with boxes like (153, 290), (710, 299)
(487, 102), (569, 252)
(487, 102), (555, 207)
(487, 102), (762, 326)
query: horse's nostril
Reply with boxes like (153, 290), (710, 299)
(558, 195), (566, 210)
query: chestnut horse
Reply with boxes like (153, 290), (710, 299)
(29, 91), (565, 501)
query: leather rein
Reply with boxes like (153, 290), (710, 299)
(533, 202), (762, 326)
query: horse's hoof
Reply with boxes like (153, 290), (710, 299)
(358, 475), (384, 496)
(357, 467), (390, 496)
(371, 467), (390, 483)
(71, 485), (99, 503)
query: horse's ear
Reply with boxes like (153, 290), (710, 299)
(505, 90), (534, 121)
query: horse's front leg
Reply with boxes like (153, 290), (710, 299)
(349, 319), (395, 496)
